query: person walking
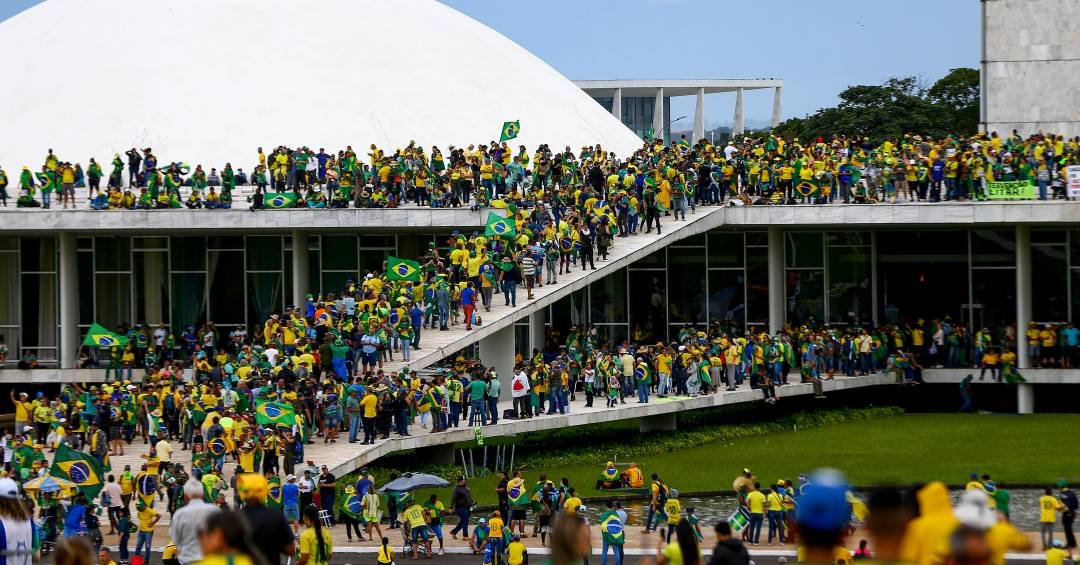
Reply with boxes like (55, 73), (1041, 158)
(449, 476), (474, 540)
(170, 479), (221, 565)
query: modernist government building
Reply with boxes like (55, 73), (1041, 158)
(0, 0), (1075, 408)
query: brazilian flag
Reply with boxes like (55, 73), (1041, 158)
(484, 212), (516, 238)
(386, 256), (422, 283)
(81, 323), (128, 348)
(600, 510), (625, 544)
(340, 491), (364, 520)
(50, 444), (105, 497)
(136, 471), (159, 508)
(499, 120), (520, 142)
(794, 179), (820, 198)
(508, 479), (528, 507)
(263, 192), (297, 209)
(635, 362), (652, 385)
(207, 437), (227, 457)
(255, 400), (297, 427)
(267, 475), (283, 509)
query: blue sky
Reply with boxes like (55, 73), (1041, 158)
(3, 0), (978, 129)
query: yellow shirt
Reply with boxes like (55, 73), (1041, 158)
(564, 496), (582, 514)
(299, 526), (334, 565)
(766, 491), (784, 512)
(1046, 547), (1070, 565)
(138, 507), (159, 532)
(1040, 495), (1063, 523)
(377, 544), (395, 564)
(13, 400), (30, 422)
(746, 490), (766, 514)
(508, 541), (527, 565)
(665, 498), (682, 524)
(361, 393), (378, 418)
(404, 504), (427, 530)
(489, 516), (504, 538)
(196, 555), (255, 565)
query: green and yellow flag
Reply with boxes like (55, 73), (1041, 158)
(82, 323), (128, 348)
(386, 256), (422, 283)
(500, 120), (520, 142)
(267, 475), (283, 509)
(263, 192), (297, 209)
(50, 444), (106, 497)
(794, 179), (820, 198)
(484, 212), (516, 238)
(255, 400), (297, 427)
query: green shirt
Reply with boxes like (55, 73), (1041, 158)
(468, 380), (486, 401)
(994, 489), (1010, 514)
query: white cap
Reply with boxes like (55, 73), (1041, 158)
(0, 478), (19, 499)
(287, 474), (296, 481)
(59, 418), (67, 424)
(22, 426), (32, 433)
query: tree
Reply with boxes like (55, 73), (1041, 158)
(928, 68), (980, 136)
(773, 69), (980, 143)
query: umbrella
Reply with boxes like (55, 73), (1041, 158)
(378, 472), (449, 493)
(23, 475), (77, 494)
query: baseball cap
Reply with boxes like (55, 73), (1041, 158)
(0, 478), (19, 499)
(795, 468), (851, 532)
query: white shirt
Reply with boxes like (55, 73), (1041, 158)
(153, 328), (167, 347)
(511, 372), (530, 398)
(102, 481), (123, 508)
(298, 476), (314, 494)
(265, 347), (280, 366)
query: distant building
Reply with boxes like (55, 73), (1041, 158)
(574, 80), (783, 144)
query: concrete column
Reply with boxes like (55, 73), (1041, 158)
(292, 230), (310, 308)
(611, 88), (622, 123)
(1017, 382), (1034, 414)
(528, 309), (546, 355)
(1016, 225), (1032, 369)
(767, 226), (785, 335)
(771, 86), (783, 128)
(59, 232), (79, 369)
(479, 324), (516, 393)
(733, 88), (745, 136)
(692, 87), (705, 143)
(652, 87), (665, 142)
(639, 412), (677, 432)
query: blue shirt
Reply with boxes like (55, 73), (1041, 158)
(410, 306), (423, 326)
(461, 287), (476, 306)
(282, 482), (300, 506)
(1063, 327), (1080, 347)
(931, 160), (945, 181)
(356, 477), (373, 497)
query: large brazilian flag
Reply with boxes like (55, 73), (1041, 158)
(386, 256), (422, 283)
(81, 323), (128, 348)
(255, 400), (297, 427)
(50, 444), (105, 497)
(484, 212), (516, 238)
(794, 179), (820, 198)
(499, 120), (520, 142)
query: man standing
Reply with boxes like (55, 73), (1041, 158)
(449, 476), (474, 540)
(317, 465), (337, 525)
(1061, 481), (1078, 549)
(298, 469), (315, 512)
(361, 388), (379, 445)
(346, 389), (362, 444)
(170, 479), (220, 565)
(599, 500), (625, 565)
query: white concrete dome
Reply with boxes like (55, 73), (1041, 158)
(0, 0), (642, 171)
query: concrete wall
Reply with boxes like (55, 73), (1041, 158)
(982, 0), (1080, 137)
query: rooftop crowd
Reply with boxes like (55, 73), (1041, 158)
(0, 129), (1077, 210)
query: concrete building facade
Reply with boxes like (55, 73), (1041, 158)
(981, 0), (1080, 137)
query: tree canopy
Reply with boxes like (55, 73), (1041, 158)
(773, 68), (980, 144)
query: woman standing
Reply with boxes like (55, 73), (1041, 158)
(298, 505), (333, 565)
(657, 519), (703, 565)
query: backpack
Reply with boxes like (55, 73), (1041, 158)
(655, 481), (669, 504)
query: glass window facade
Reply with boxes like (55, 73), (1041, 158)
(5, 226), (1069, 366)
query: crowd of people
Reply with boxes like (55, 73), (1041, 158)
(1, 129), (1077, 210)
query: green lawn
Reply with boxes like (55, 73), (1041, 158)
(414, 413), (1080, 506)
